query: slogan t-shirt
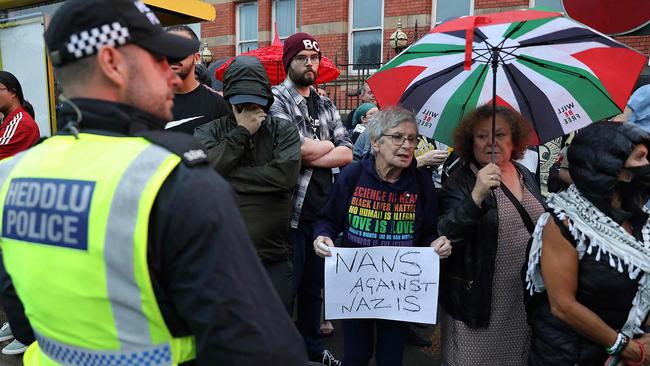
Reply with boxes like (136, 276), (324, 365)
(345, 185), (418, 247)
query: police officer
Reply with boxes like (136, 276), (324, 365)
(0, 0), (307, 365)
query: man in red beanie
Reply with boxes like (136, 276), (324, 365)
(270, 32), (352, 366)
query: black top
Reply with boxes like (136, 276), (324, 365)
(301, 92), (333, 222)
(194, 114), (301, 263)
(169, 84), (229, 134)
(527, 213), (642, 366)
(194, 56), (299, 263)
(437, 162), (543, 328)
(0, 99), (307, 366)
(345, 107), (356, 130)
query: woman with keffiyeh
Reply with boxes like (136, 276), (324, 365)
(525, 121), (650, 365)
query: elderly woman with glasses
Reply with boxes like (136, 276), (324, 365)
(312, 107), (451, 366)
(438, 105), (544, 365)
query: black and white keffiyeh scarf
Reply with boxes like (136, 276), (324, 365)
(526, 185), (650, 337)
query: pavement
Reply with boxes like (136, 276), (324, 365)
(321, 320), (442, 365)
(0, 340), (21, 366)
(0, 321), (442, 366)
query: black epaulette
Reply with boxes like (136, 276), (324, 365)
(138, 130), (209, 167)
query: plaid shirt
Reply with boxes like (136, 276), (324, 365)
(270, 78), (352, 228)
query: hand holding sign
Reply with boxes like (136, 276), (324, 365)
(314, 235), (335, 257)
(430, 236), (451, 258)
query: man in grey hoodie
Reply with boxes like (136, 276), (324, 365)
(195, 56), (301, 312)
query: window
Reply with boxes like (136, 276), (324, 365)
(237, 2), (258, 53)
(350, 0), (383, 69)
(0, 2), (60, 20)
(273, 0), (295, 40)
(529, 0), (564, 11)
(432, 0), (472, 25)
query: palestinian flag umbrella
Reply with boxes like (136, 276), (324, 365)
(216, 26), (340, 86)
(368, 9), (648, 150)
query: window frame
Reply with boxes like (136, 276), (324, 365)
(528, 0), (566, 12)
(271, 0), (296, 41)
(347, 0), (385, 73)
(236, 1), (259, 54)
(431, 0), (474, 27)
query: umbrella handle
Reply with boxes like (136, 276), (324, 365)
(491, 47), (499, 164)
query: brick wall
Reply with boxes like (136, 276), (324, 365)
(615, 35), (650, 56)
(210, 45), (237, 60)
(317, 34), (349, 63)
(201, 2), (235, 60)
(475, 0), (529, 9)
(259, 0), (272, 31)
(201, 3), (234, 39)
(301, 0), (347, 25)
(384, 0), (430, 17)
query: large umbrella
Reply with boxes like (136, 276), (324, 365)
(216, 28), (341, 86)
(368, 9), (648, 150)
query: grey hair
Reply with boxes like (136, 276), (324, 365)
(366, 107), (418, 146)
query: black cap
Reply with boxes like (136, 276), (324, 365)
(44, 0), (200, 67)
(229, 95), (268, 106)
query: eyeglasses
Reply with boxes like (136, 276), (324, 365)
(293, 54), (320, 65)
(382, 134), (418, 147)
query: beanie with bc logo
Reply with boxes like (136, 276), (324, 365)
(282, 32), (321, 72)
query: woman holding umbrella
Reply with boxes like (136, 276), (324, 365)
(525, 122), (650, 365)
(438, 105), (544, 365)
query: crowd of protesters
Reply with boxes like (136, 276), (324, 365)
(0, 1), (649, 365)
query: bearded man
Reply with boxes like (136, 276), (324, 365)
(165, 25), (229, 134)
(270, 32), (352, 366)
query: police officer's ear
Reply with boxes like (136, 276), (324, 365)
(95, 46), (129, 89)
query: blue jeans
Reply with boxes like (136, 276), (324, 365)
(342, 319), (409, 366)
(291, 221), (325, 358)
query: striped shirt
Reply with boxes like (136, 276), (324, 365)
(270, 79), (352, 227)
(0, 106), (40, 159)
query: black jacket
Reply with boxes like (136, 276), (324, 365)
(194, 115), (300, 263)
(194, 56), (301, 263)
(0, 99), (307, 365)
(437, 161), (542, 328)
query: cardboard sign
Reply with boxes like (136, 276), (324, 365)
(324, 246), (439, 324)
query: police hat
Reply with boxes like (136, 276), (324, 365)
(44, 0), (199, 67)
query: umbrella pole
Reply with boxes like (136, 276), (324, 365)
(491, 47), (499, 164)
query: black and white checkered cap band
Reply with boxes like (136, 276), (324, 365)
(66, 22), (131, 60)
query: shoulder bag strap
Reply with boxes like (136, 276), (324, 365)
(500, 184), (535, 234)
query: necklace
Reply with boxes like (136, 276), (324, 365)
(375, 165), (399, 183)
(375, 165), (389, 181)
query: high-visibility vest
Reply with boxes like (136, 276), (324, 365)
(0, 133), (196, 365)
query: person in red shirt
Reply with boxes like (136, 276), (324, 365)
(0, 71), (40, 159)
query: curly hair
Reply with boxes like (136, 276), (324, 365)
(453, 105), (531, 162)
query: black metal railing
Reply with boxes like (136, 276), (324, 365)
(317, 62), (384, 117)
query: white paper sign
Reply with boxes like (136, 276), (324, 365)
(324, 246), (440, 324)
